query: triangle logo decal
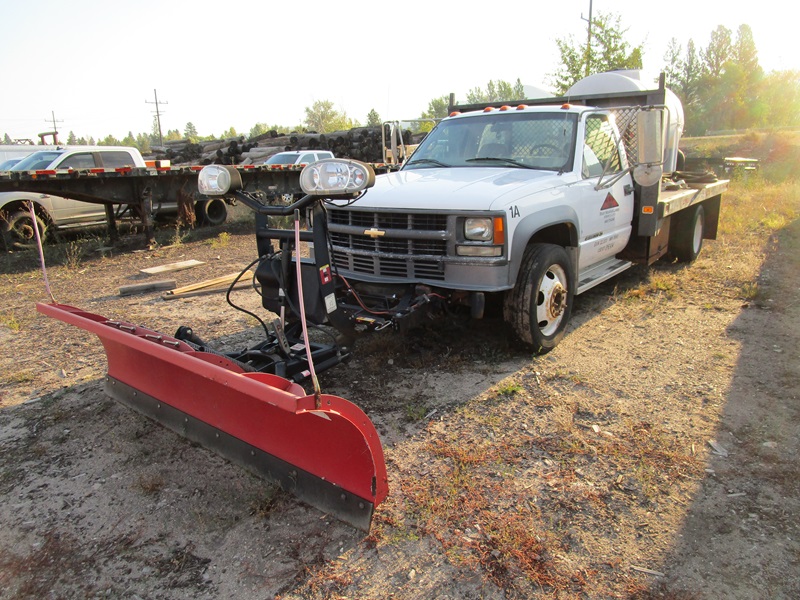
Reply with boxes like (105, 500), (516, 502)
(601, 193), (619, 210)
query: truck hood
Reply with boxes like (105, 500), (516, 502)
(347, 167), (569, 212)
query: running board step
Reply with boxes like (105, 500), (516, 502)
(577, 258), (633, 294)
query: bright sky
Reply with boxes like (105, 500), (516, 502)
(1, 0), (796, 142)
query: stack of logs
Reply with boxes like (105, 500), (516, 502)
(150, 125), (427, 166)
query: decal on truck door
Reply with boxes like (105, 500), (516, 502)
(600, 193), (619, 210)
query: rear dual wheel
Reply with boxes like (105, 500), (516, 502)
(671, 204), (705, 262)
(504, 243), (574, 354)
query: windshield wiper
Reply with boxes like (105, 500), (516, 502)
(405, 158), (451, 168)
(465, 157), (534, 169)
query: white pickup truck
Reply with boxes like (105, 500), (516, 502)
(0, 146), (148, 248)
(323, 71), (726, 352)
(0, 145), (230, 249)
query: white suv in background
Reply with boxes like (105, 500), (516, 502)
(263, 150), (334, 165)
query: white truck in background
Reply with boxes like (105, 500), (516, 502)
(321, 71), (726, 352)
(0, 146), (229, 249)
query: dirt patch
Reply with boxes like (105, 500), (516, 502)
(1, 189), (798, 599)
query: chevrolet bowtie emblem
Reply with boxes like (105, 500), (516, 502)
(364, 228), (386, 238)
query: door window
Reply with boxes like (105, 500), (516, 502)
(99, 151), (137, 168)
(57, 153), (97, 169)
(582, 115), (622, 178)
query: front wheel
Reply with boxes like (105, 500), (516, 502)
(504, 244), (574, 354)
(1, 209), (49, 250)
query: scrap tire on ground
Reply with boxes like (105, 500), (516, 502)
(1, 209), (48, 250)
(670, 203), (705, 263)
(196, 198), (228, 226)
(503, 243), (574, 354)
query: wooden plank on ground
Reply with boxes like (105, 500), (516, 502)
(139, 259), (205, 275)
(119, 280), (177, 296)
(160, 271), (254, 300)
(162, 282), (256, 300)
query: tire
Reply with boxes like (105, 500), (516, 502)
(196, 198), (228, 226)
(504, 244), (574, 354)
(1, 209), (48, 250)
(671, 204), (705, 262)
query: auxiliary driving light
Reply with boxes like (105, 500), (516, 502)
(198, 165), (242, 195)
(300, 159), (375, 196)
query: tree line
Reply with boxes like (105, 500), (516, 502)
(3, 14), (797, 151)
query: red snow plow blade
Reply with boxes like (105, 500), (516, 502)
(37, 302), (388, 531)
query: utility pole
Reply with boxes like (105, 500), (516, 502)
(145, 89), (168, 147)
(581, 0), (593, 78)
(41, 110), (63, 144)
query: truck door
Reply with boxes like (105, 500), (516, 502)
(573, 113), (634, 271)
(50, 152), (108, 224)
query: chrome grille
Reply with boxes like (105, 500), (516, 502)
(328, 208), (449, 281)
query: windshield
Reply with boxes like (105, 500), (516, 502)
(0, 159), (22, 170)
(404, 111), (578, 172)
(11, 151), (63, 171)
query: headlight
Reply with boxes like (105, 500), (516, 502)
(198, 165), (242, 195)
(299, 159), (375, 196)
(464, 217), (493, 241)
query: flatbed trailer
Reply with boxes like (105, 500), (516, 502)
(0, 162), (400, 245)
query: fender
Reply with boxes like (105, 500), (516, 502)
(508, 204), (580, 284)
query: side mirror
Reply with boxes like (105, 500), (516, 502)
(636, 109), (664, 165)
(634, 109), (665, 187)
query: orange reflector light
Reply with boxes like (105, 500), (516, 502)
(642, 206), (654, 214)
(517, 104), (527, 110)
(561, 103), (572, 110)
(449, 111), (461, 117)
(493, 217), (505, 245)
(499, 105), (510, 111)
(483, 107), (495, 112)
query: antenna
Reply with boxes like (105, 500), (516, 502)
(145, 89), (168, 147)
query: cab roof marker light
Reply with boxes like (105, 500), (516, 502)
(561, 103), (572, 110)
(483, 107), (495, 112)
(499, 105), (511, 111)
(449, 111), (461, 117)
(516, 104), (527, 110)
